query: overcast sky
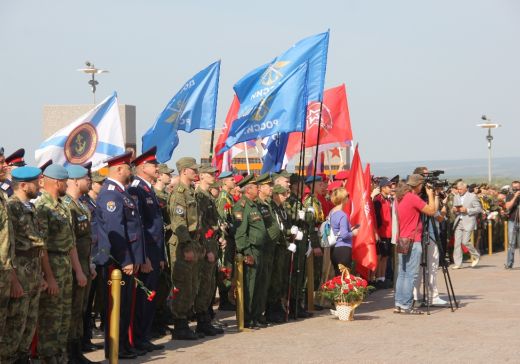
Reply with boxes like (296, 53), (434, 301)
(1, 0), (518, 166)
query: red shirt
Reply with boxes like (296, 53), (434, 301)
(373, 194), (392, 238)
(317, 193), (334, 217)
(397, 192), (425, 242)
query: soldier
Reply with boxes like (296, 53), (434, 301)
(168, 157), (201, 340)
(94, 152), (146, 359)
(127, 147), (166, 352)
(233, 175), (268, 328)
(35, 164), (87, 363)
(215, 171), (236, 311)
(2, 148), (27, 197)
(63, 165), (99, 364)
(0, 147), (15, 362)
(194, 165), (224, 335)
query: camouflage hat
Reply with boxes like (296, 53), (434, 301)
(272, 184), (289, 194)
(199, 164), (218, 174)
(91, 171), (106, 183)
(158, 164), (174, 174)
(272, 170), (291, 182)
(210, 181), (221, 189)
(176, 157), (198, 172)
(256, 172), (272, 185)
(237, 174), (256, 188)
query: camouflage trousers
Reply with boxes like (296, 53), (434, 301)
(69, 258), (91, 341)
(38, 254), (72, 358)
(194, 239), (218, 314)
(170, 242), (202, 320)
(243, 245), (266, 322)
(0, 256), (41, 362)
(0, 269), (12, 356)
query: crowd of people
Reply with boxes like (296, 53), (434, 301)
(0, 146), (517, 363)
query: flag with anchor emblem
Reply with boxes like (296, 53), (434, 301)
(219, 62), (309, 153)
(35, 92), (125, 170)
(233, 31), (329, 116)
(142, 60), (220, 163)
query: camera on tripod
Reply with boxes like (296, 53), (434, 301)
(422, 170), (449, 189)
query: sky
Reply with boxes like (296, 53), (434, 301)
(0, 0), (519, 167)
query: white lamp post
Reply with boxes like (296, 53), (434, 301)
(477, 115), (501, 184)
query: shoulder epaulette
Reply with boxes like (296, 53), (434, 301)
(1, 183), (9, 191)
(62, 195), (73, 205)
(131, 179), (140, 187)
(177, 185), (185, 193)
(107, 185), (116, 191)
(240, 199), (246, 208)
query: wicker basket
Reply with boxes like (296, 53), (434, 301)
(332, 300), (362, 321)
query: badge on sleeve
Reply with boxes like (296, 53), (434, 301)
(106, 201), (116, 212)
(175, 205), (184, 215)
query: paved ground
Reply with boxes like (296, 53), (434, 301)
(86, 251), (520, 363)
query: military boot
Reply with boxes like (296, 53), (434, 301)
(14, 353), (31, 364)
(171, 319), (198, 340)
(75, 340), (102, 364)
(196, 312), (224, 336)
(39, 355), (58, 364)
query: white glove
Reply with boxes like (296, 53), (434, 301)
(298, 210), (305, 220)
(287, 243), (297, 253)
(290, 225), (299, 235)
(307, 207), (315, 213)
(295, 230), (304, 241)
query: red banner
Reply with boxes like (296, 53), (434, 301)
(213, 95), (240, 171)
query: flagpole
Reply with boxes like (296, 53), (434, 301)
(243, 142), (251, 174)
(208, 130), (215, 163)
(326, 150), (332, 181)
(310, 102), (324, 194)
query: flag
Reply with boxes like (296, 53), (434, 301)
(220, 63), (309, 153)
(364, 163), (378, 244)
(286, 84), (353, 159)
(345, 146), (377, 278)
(213, 94), (240, 171)
(142, 61), (220, 163)
(35, 92), (124, 170)
(260, 133), (289, 173)
(234, 31), (329, 115)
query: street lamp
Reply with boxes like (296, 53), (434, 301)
(477, 115), (501, 184)
(77, 61), (109, 104)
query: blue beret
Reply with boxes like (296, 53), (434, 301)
(12, 166), (42, 182)
(66, 165), (88, 179)
(218, 171), (234, 179)
(305, 175), (323, 184)
(43, 164), (69, 180)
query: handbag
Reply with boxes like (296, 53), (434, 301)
(396, 220), (420, 255)
(319, 211), (340, 248)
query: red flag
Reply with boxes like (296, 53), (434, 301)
(345, 146), (377, 278)
(285, 84), (353, 158)
(363, 163), (378, 244)
(213, 95), (240, 171)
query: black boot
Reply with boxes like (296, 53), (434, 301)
(195, 312), (223, 336)
(171, 319), (198, 340)
(14, 353), (31, 364)
(76, 339), (102, 364)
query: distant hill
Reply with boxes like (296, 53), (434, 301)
(370, 157), (520, 181)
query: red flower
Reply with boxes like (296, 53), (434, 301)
(147, 290), (156, 302)
(348, 284), (354, 290)
(171, 287), (180, 299)
(326, 282), (336, 290)
(342, 289), (349, 294)
(233, 195), (240, 202)
(205, 229), (214, 239)
(220, 267), (232, 279)
(224, 202), (232, 211)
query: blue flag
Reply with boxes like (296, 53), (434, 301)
(261, 133), (289, 173)
(234, 31), (328, 116)
(142, 61), (220, 163)
(220, 63), (308, 153)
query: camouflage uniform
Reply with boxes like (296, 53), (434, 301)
(1, 195), (44, 363)
(63, 195), (91, 343)
(0, 190), (14, 359)
(35, 191), (75, 360)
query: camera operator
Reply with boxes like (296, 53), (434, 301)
(504, 181), (520, 269)
(394, 174), (436, 315)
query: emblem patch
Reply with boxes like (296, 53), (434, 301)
(106, 201), (116, 212)
(146, 197), (153, 204)
(175, 206), (185, 215)
(64, 122), (98, 164)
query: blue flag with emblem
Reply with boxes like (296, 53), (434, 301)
(35, 92), (125, 170)
(234, 31), (328, 116)
(220, 63), (308, 153)
(261, 133), (289, 173)
(142, 60), (220, 163)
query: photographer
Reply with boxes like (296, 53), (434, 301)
(505, 181), (520, 269)
(394, 175), (436, 315)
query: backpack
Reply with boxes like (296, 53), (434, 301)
(319, 211), (340, 248)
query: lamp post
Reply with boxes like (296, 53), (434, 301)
(477, 115), (501, 184)
(77, 61), (109, 104)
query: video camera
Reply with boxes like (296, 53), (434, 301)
(421, 170), (449, 189)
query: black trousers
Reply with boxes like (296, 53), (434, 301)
(331, 246), (352, 276)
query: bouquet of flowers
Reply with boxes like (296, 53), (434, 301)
(319, 264), (372, 304)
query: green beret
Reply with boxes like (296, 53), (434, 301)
(256, 172), (272, 185)
(158, 164), (174, 174)
(199, 164), (218, 174)
(91, 171), (106, 183)
(176, 157), (198, 172)
(11, 166), (41, 182)
(237, 174), (256, 188)
(44, 164), (68, 180)
(272, 184), (289, 194)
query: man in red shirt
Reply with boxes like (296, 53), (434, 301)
(394, 174), (436, 314)
(373, 178), (393, 288)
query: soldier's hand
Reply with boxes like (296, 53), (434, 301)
(76, 271), (88, 287)
(184, 250), (195, 262)
(10, 279), (24, 298)
(90, 266), (97, 280)
(40, 279), (48, 292)
(244, 255), (255, 265)
(122, 264), (134, 276)
(207, 252), (216, 263)
(219, 237), (227, 249)
(313, 247), (323, 257)
(159, 261), (165, 270)
(141, 258), (153, 273)
(47, 278), (59, 296)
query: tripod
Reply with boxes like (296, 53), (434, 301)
(419, 214), (459, 314)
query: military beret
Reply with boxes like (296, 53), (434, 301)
(82, 161), (93, 172)
(334, 170), (350, 181)
(237, 174), (256, 188)
(91, 171), (106, 183)
(327, 180), (343, 192)
(273, 170), (291, 181)
(210, 181), (221, 189)
(199, 164), (218, 174)
(234, 175), (244, 184)
(176, 157), (198, 172)
(12, 166), (41, 182)
(43, 164), (68, 180)
(6, 148), (26, 167)
(158, 164), (174, 174)
(256, 172), (272, 185)
(317, 173), (328, 182)
(133, 146), (158, 166)
(272, 184), (289, 194)
(305, 175), (322, 185)
(289, 173), (302, 185)
(66, 165), (88, 179)
(39, 159), (53, 172)
(106, 151), (133, 167)
(218, 171), (234, 180)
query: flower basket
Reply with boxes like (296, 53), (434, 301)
(332, 300), (363, 321)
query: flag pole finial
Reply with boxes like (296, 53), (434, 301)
(77, 61), (109, 104)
